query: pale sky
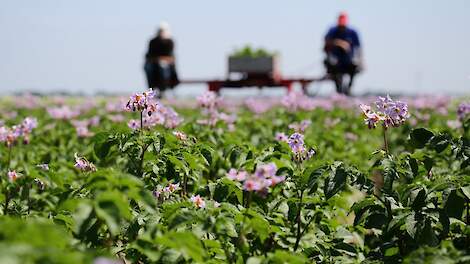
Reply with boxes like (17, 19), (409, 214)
(1, 0), (469, 96)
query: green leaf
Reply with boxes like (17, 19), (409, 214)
(461, 186), (470, 200)
(94, 191), (132, 236)
(429, 134), (450, 153)
(155, 231), (206, 262)
(324, 165), (348, 200)
(445, 190), (465, 219)
(92, 132), (115, 160)
(411, 188), (427, 210)
(409, 157), (419, 177)
(406, 212), (417, 239)
(268, 250), (308, 264)
(409, 128), (434, 149)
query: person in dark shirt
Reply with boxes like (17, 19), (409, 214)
(324, 12), (363, 95)
(144, 22), (179, 97)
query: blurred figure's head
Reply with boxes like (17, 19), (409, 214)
(158, 21), (171, 39)
(337, 12), (348, 28)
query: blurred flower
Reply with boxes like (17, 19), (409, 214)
(152, 189), (162, 199)
(228, 163), (283, 195)
(227, 168), (247, 181)
(74, 153), (96, 172)
(173, 131), (187, 141)
(457, 102), (470, 121)
(163, 182), (180, 193)
(254, 163), (277, 179)
(275, 132), (289, 143)
(108, 114), (125, 122)
(47, 106), (80, 120)
(344, 132), (358, 141)
(447, 119), (462, 129)
(243, 178), (263, 192)
(190, 195), (206, 208)
(36, 163), (49, 171)
(7, 170), (20, 182)
(197, 91), (219, 110)
(127, 119), (140, 130)
(288, 120), (311, 133)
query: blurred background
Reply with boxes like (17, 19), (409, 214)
(1, 0), (469, 96)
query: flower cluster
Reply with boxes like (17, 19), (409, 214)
(153, 182), (180, 201)
(288, 119), (311, 133)
(74, 153), (96, 172)
(196, 91), (237, 128)
(47, 106), (80, 120)
(359, 95), (409, 129)
(173, 131), (187, 141)
(227, 163), (285, 195)
(457, 102), (470, 121)
(190, 194), (206, 208)
(0, 117), (38, 146)
(7, 170), (20, 182)
(71, 117), (99, 138)
(288, 133), (316, 162)
(197, 91), (219, 110)
(125, 89), (156, 113)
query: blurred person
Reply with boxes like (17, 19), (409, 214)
(144, 22), (179, 97)
(324, 12), (363, 95)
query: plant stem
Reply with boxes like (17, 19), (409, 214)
(139, 143), (150, 177)
(183, 173), (188, 197)
(294, 190), (304, 251)
(3, 190), (9, 215)
(237, 192), (252, 248)
(140, 111), (144, 133)
(6, 145), (12, 172)
(382, 127), (389, 154)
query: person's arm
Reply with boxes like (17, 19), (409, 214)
(352, 30), (363, 69)
(324, 28), (335, 51)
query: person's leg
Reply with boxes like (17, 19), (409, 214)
(144, 62), (155, 88)
(334, 73), (343, 94)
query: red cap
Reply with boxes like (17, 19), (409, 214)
(338, 12), (348, 26)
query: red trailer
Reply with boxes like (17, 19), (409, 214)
(180, 55), (326, 94)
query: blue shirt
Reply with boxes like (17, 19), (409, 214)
(325, 26), (361, 64)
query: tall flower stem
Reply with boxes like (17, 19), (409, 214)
(3, 145), (12, 215)
(294, 190), (304, 251)
(6, 145), (12, 173)
(140, 111), (144, 134)
(237, 192), (252, 250)
(382, 127), (389, 154)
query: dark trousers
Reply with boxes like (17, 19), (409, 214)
(144, 62), (179, 92)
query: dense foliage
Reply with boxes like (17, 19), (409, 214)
(0, 92), (469, 264)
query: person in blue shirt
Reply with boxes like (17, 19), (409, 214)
(324, 12), (363, 95)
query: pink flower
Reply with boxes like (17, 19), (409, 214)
(190, 195), (206, 208)
(163, 183), (180, 193)
(227, 169), (247, 181)
(288, 133), (305, 153)
(8, 170), (20, 182)
(275, 132), (289, 143)
(243, 178), (263, 192)
(173, 131), (187, 141)
(288, 120), (311, 133)
(360, 95), (409, 129)
(74, 153), (96, 172)
(127, 119), (140, 130)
